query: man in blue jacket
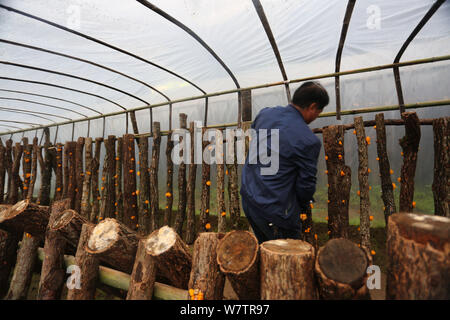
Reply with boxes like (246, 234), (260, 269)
(240, 81), (329, 243)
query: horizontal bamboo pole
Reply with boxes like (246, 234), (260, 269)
(1, 54), (449, 136)
(36, 247), (187, 300)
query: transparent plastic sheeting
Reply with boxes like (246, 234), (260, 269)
(0, 0), (449, 137)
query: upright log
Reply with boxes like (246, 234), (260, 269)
(399, 112), (421, 212)
(37, 198), (71, 300)
(315, 238), (372, 300)
(100, 136), (116, 220)
(53, 143), (63, 201)
(63, 141), (77, 208)
(216, 129), (227, 233)
(122, 134), (138, 230)
(86, 218), (140, 274)
(0, 139), (5, 204)
(375, 113), (396, 225)
(4, 139), (13, 202)
(185, 122), (197, 244)
(74, 137), (85, 213)
(90, 138), (103, 223)
(80, 138), (93, 218)
(145, 225), (192, 289)
(50, 209), (89, 248)
(188, 232), (225, 300)
(115, 136), (124, 222)
(67, 223), (99, 300)
(150, 122), (161, 231)
(27, 137), (39, 200)
(137, 135), (150, 236)
(7, 142), (23, 204)
(354, 116), (371, 248)
(38, 128), (53, 206)
(227, 132), (240, 230)
(126, 238), (157, 300)
(432, 117), (449, 217)
(0, 228), (19, 298)
(323, 125), (351, 239)
(21, 137), (32, 200)
(260, 239), (317, 300)
(200, 127), (211, 232)
(174, 113), (188, 236)
(386, 213), (450, 299)
(216, 230), (260, 300)
(164, 130), (174, 227)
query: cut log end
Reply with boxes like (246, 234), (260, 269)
(87, 218), (120, 253)
(0, 199), (29, 222)
(145, 225), (177, 256)
(262, 239), (313, 255)
(217, 230), (258, 274)
(50, 209), (75, 230)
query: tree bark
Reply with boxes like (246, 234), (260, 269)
(260, 239), (317, 300)
(90, 138), (103, 223)
(4, 139), (12, 203)
(86, 218), (140, 274)
(323, 125), (351, 239)
(67, 223), (99, 300)
(200, 127), (211, 232)
(53, 143), (64, 201)
(0, 228), (19, 298)
(80, 138), (92, 219)
(37, 198), (71, 300)
(188, 232), (225, 300)
(185, 122), (197, 244)
(115, 136), (124, 222)
(315, 238), (372, 300)
(122, 134), (138, 230)
(164, 130), (174, 227)
(100, 136), (116, 220)
(145, 225), (192, 289)
(399, 112), (421, 212)
(126, 238), (157, 300)
(21, 137), (32, 200)
(50, 209), (89, 248)
(226, 132), (240, 230)
(7, 142), (23, 204)
(137, 135), (150, 236)
(174, 113), (188, 236)
(386, 213), (450, 299)
(63, 141), (77, 209)
(216, 130), (227, 233)
(150, 122), (161, 231)
(216, 230), (260, 300)
(0, 139), (6, 204)
(432, 117), (449, 217)
(38, 129), (53, 206)
(74, 137), (85, 213)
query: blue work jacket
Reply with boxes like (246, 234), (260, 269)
(240, 104), (321, 230)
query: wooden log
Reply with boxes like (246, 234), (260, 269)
(38, 128), (53, 206)
(74, 137), (85, 213)
(188, 232), (225, 300)
(150, 122), (161, 231)
(4, 139), (13, 202)
(0, 199), (50, 237)
(7, 142), (23, 204)
(90, 137), (103, 223)
(399, 112), (421, 212)
(122, 134), (138, 230)
(216, 230), (260, 300)
(386, 213), (450, 299)
(80, 138), (92, 219)
(100, 136), (116, 220)
(432, 117), (450, 217)
(375, 113), (397, 225)
(21, 137), (32, 200)
(126, 238), (157, 300)
(227, 133), (240, 230)
(354, 116), (371, 248)
(323, 125), (351, 238)
(300, 204), (315, 246)
(63, 141), (77, 208)
(260, 239), (317, 300)
(86, 218), (140, 274)
(53, 143), (63, 201)
(216, 129), (227, 233)
(37, 198), (71, 300)
(67, 223), (99, 300)
(115, 136), (124, 222)
(185, 122), (197, 244)
(5, 232), (40, 300)
(174, 113), (188, 236)
(145, 225), (192, 289)
(200, 127), (211, 232)
(50, 209), (89, 248)
(0, 228), (19, 298)
(0, 139), (5, 204)
(315, 238), (372, 300)
(164, 129), (174, 227)
(137, 135), (150, 236)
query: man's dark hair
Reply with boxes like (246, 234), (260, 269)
(292, 81), (329, 110)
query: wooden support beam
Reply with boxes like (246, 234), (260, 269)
(150, 122), (161, 232)
(174, 113), (187, 236)
(185, 122), (197, 244)
(122, 134), (138, 230)
(432, 117), (449, 217)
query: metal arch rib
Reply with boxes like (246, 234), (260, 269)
(0, 108), (58, 123)
(0, 4), (206, 95)
(0, 76), (121, 113)
(334, 0), (356, 120)
(0, 39), (171, 103)
(0, 124), (22, 130)
(0, 105), (72, 121)
(0, 119), (41, 127)
(393, 0), (446, 113)
(251, 0), (291, 103)
(0, 61), (146, 108)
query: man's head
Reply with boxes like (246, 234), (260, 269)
(291, 81), (329, 124)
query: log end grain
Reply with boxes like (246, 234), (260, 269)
(217, 230), (258, 274)
(145, 225), (177, 256)
(50, 209), (76, 231)
(86, 218), (120, 253)
(0, 199), (29, 223)
(262, 239), (313, 255)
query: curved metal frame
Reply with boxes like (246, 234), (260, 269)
(0, 106), (71, 121)
(0, 107), (58, 123)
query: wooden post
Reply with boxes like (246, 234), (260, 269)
(0, 139), (5, 204)
(126, 238), (157, 300)
(50, 209), (89, 248)
(7, 142), (23, 204)
(86, 218), (140, 274)
(260, 239), (317, 300)
(145, 225), (192, 289)
(67, 223), (99, 300)
(137, 135), (150, 236)
(386, 213), (450, 299)
(0, 228), (19, 298)
(185, 122), (197, 244)
(375, 113), (397, 225)
(53, 143), (63, 201)
(122, 134), (138, 230)
(100, 136), (116, 220)
(399, 112), (421, 212)
(37, 198), (71, 300)
(80, 138), (93, 218)
(115, 136), (124, 222)
(188, 232), (225, 300)
(174, 113), (188, 236)
(74, 137), (85, 213)
(38, 128), (53, 206)
(216, 129), (227, 233)
(164, 129), (174, 227)
(150, 122), (161, 231)
(63, 141), (77, 208)
(315, 238), (372, 300)
(89, 138), (103, 222)
(323, 125), (351, 238)
(216, 230), (260, 300)
(21, 137), (32, 200)
(354, 116), (371, 249)
(200, 127), (211, 232)
(227, 136), (240, 230)
(432, 117), (449, 217)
